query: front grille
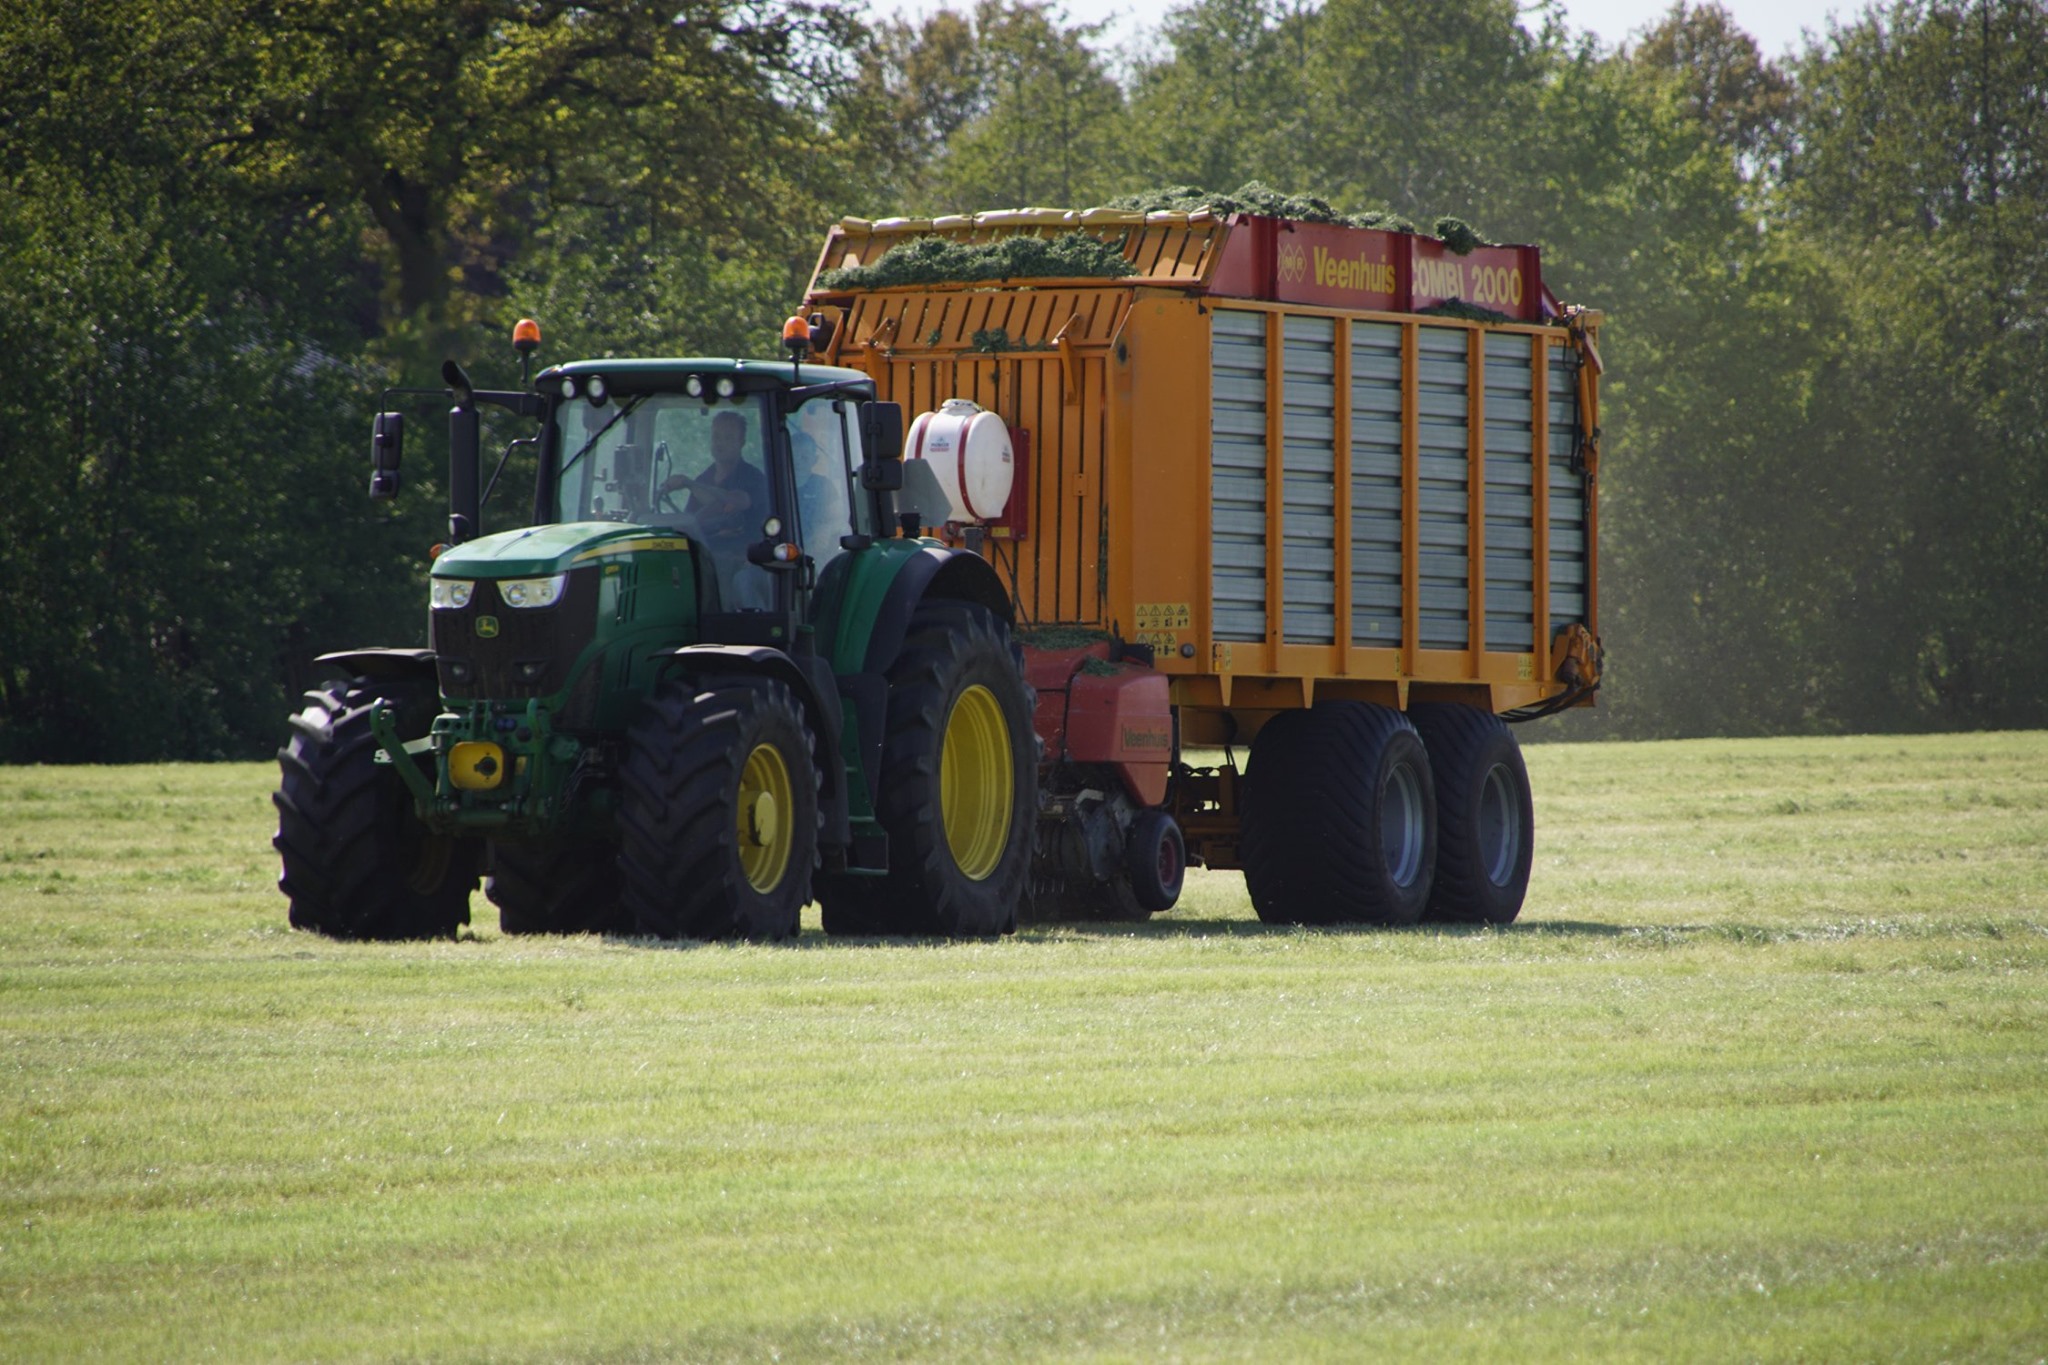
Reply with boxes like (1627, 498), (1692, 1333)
(432, 568), (601, 700)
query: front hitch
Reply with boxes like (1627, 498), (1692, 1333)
(368, 701), (437, 813)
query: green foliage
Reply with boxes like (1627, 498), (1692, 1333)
(3, 0), (2046, 754)
(1628, 2), (1793, 166)
(0, 4), (430, 762)
(1299, 0), (1557, 220)
(1762, 1), (2048, 730)
(4, 739), (2047, 1355)
(0, 0), (867, 762)
(817, 232), (1135, 289)
(1569, 0), (2048, 737)
(856, 2), (1129, 214)
(1123, 0), (1315, 193)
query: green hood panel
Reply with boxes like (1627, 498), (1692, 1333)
(432, 522), (692, 579)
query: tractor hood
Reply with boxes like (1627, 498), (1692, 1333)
(431, 522), (692, 579)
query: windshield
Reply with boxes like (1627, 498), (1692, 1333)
(551, 392), (778, 608)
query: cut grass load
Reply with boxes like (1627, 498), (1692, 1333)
(2, 732), (2045, 1359)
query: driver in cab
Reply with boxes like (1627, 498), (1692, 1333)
(658, 410), (767, 549)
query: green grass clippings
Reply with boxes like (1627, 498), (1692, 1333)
(818, 233), (1135, 290)
(1018, 624), (1115, 650)
(1431, 215), (1494, 255)
(820, 187), (1505, 294)
(1419, 298), (1516, 323)
(1105, 180), (1425, 235)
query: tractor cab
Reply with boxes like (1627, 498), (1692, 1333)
(536, 358), (882, 635)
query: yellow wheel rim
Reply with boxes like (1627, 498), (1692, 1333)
(736, 742), (795, 892)
(940, 684), (1013, 881)
(404, 833), (453, 895)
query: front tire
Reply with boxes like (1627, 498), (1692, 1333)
(487, 839), (629, 936)
(618, 678), (818, 940)
(1241, 702), (1435, 926)
(273, 677), (479, 940)
(818, 602), (1035, 937)
(1409, 705), (1533, 924)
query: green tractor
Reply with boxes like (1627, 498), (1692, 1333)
(273, 319), (1036, 940)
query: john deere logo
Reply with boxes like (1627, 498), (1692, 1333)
(1277, 241), (1307, 284)
(475, 616), (500, 639)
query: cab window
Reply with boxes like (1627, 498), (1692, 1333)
(551, 391), (778, 609)
(790, 396), (866, 572)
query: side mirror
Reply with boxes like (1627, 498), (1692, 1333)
(858, 401), (905, 492)
(369, 411), (404, 501)
(895, 457), (951, 534)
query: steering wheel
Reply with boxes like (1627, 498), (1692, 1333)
(651, 441), (683, 515)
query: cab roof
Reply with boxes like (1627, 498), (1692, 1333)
(535, 357), (871, 388)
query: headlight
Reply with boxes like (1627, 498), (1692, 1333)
(498, 573), (567, 609)
(430, 579), (475, 610)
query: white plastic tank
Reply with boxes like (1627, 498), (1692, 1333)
(905, 398), (1015, 524)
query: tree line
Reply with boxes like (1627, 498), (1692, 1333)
(2, 0), (2043, 759)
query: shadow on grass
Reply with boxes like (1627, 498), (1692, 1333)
(1041, 915), (1635, 941)
(658, 914), (1640, 949)
(511, 914), (2029, 951)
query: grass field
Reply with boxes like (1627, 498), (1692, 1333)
(3, 733), (2045, 1361)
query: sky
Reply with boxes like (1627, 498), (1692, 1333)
(872, 0), (1853, 61)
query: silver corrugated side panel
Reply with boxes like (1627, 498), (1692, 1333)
(1212, 308), (1268, 642)
(1483, 333), (1537, 652)
(1547, 350), (1588, 632)
(1281, 315), (1337, 645)
(1350, 321), (1404, 647)
(1415, 326), (1470, 649)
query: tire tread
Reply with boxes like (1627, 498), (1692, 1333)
(1409, 704), (1532, 925)
(617, 680), (816, 940)
(272, 679), (478, 940)
(1242, 702), (1433, 926)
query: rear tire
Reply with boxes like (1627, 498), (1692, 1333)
(618, 679), (818, 940)
(1241, 702), (1435, 926)
(818, 602), (1034, 937)
(487, 840), (628, 936)
(273, 677), (478, 940)
(1409, 705), (1532, 924)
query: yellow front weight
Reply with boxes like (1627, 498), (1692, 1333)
(449, 741), (508, 791)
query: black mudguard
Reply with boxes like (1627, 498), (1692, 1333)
(315, 648), (437, 684)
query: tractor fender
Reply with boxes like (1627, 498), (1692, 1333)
(657, 644), (846, 815)
(859, 546), (1014, 676)
(315, 648), (437, 684)
(812, 544), (1012, 815)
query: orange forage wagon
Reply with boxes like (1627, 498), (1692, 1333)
(801, 203), (1604, 926)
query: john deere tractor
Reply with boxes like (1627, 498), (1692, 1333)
(273, 319), (1036, 940)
